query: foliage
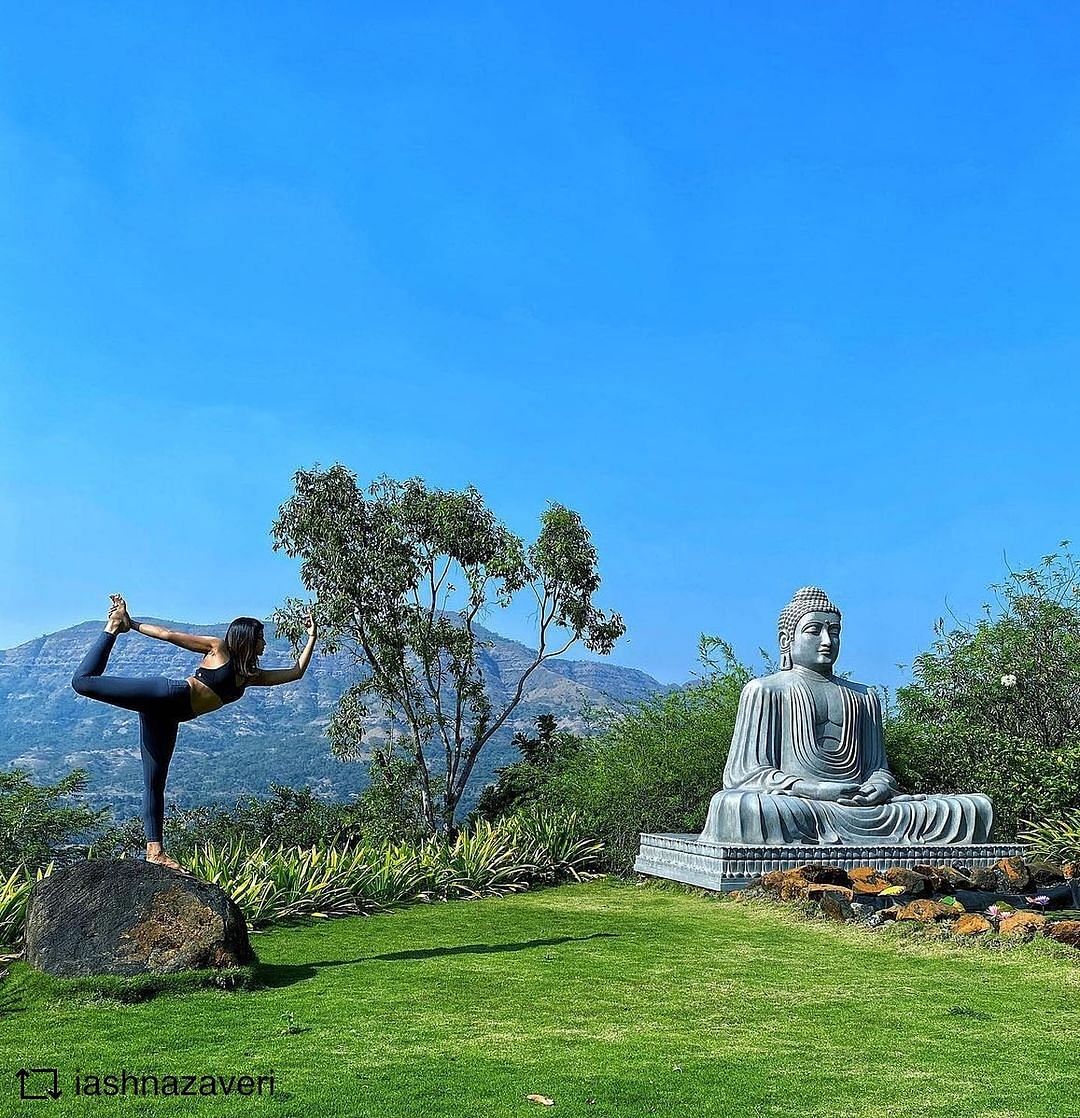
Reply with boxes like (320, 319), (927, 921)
(0, 809), (600, 945)
(1019, 809), (1080, 864)
(348, 754), (437, 846)
(887, 545), (1080, 838)
(473, 714), (584, 822)
(541, 636), (750, 873)
(0, 863), (50, 946)
(98, 784), (367, 861)
(270, 465), (624, 833)
(0, 768), (111, 874)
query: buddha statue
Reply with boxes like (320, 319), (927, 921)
(700, 587), (993, 845)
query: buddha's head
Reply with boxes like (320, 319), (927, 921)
(778, 586), (842, 674)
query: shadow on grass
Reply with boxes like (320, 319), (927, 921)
(254, 932), (619, 990)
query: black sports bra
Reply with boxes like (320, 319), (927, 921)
(193, 659), (246, 704)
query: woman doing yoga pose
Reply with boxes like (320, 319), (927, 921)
(71, 594), (318, 871)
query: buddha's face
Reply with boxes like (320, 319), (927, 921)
(787, 610), (841, 674)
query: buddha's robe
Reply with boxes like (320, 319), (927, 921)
(700, 670), (992, 845)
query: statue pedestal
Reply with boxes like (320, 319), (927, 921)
(634, 833), (1028, 892)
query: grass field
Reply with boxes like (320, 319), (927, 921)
(1, 878), (1078, 1117)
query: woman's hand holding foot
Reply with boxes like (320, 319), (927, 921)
(108, 594), (132, 634)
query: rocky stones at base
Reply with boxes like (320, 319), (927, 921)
(998, 912), (1047, 938)
(749, 855), (1080, 946)
(1046, 920), (1080, 946)
(884, 868), (930, 897)
(896, 898), (960, 922)
(849, 867), (891, 895)
(953, 914), (993, 936)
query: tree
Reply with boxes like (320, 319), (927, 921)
(270, 465), (625, 833)
(887, 543), (1080, 839)
(473, 714), (584, 822)
(540, 636), (750, 873)
(0, 768), (111, 873)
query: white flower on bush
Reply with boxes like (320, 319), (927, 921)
(1000, 673), (1018, 688)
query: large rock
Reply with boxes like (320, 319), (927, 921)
(994, 856), (1032, 892)
(896, 898), (960, 922)
(849, 867), (891, 895)
(883, 867), (930, 896)
(1045, 920), (1080, 947)
(25, 859), (256, 977)
(998, 912), (1047, 939)
(953, 914), (993, 936)
(1028, 861), (1066, 887)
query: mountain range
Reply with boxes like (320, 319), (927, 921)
(0, 619), (669, 820)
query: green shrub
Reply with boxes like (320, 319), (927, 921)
(474, 715), (584, 823)
(886, 546), (1080, 839)
(169, 784), (366, 857)
(541, 638), (749, 873)
(0, 769), (111, 874)
(3, 812), (600, 944)
(1018, 808), (1080, 864)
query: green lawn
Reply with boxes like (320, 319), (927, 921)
(1, 879), (1078, 1117)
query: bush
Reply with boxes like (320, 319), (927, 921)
(0, 809), (602, 945)
(1019, 809), (1080, 864)
(540, 638), (749, 873)
(0, 768), (112, 874)
(473, 715), (584, 823)
(98, 784), (368, 861)
(887, 546), (1080, 839)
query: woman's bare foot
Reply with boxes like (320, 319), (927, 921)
(108, 594), (132, 634)
(145, 844), (188, 873)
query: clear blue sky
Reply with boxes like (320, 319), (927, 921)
(3, 5), (1079, 688)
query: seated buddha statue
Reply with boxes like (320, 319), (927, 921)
(700, 586), (993, 845)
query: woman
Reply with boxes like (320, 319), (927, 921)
(71, 594), (318, 871)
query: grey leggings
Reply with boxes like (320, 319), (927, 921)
(71, 630), (195, 843)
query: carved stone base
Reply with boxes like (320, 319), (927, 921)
(634, 833), (1028, 892)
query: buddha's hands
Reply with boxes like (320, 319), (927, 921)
(837, 779), (893, 807)
(791, 779), (863, 801)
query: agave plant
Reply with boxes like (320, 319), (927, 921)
(504, 808), (605, 883)
(441, 821), (536, 898)
(0, 862), (53, 947)
(1, 812), (607, 944)
(1019, 809), (1080, 864)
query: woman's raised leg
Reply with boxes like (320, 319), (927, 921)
(71, 629), (178, 715)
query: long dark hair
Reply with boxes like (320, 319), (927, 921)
(225, 617), (264, 680)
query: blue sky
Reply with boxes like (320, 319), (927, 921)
(3, 5), (1079, 688)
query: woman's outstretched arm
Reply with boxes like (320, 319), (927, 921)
(130, 619), (219, 655)
(248, 608), (318, 687)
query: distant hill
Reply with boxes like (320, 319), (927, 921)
(0, 619), (669, 819)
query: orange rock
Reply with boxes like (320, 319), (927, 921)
(1045, 920), (1080, 947)
(953, 914), (993, 936)
(896, 898), (958, 922)
(797, 863), (853, 887)
(994, 857), (1031, 891)
(884, 867), (930, 896)
(998, 912), (1047, 938)
(849, 867), (891, 895)
(806, 883), (854, 900)
(776, 872), (812, 901)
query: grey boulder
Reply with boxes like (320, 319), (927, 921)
(25, 859), (256, 977)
